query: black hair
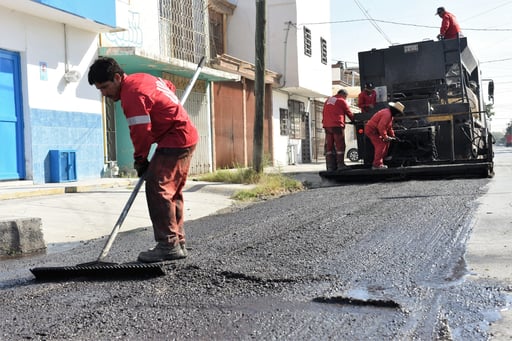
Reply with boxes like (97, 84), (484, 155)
(337, 89), (348, 96)
(389, 106), (402, 116)
(87, 57), (125, 85)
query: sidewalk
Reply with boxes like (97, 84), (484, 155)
(0, 163), (326, 201)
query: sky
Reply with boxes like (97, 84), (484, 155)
(325, 0), (512, 133)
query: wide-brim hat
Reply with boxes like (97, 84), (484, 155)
(389, 101), (405, 113)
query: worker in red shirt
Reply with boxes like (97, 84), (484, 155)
(436, 7), (462, 40)
(357, 82), (377, 114)
(322, 88), (355, 171)
(88, 57), (198, 263)
(365, 102), (404, 169)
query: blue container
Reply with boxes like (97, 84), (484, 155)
(49, 150), (77, 183)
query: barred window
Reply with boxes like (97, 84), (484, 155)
(320, 37), (327, 64)
(280, 108), (289, 136)
(159, 0), (207, 63)
(209, 8), (224, 57)
(303, 27), (312, 57)
(288, 100), (306, 139)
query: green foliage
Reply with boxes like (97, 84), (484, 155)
(196, 167), (260, 184)
(195, 166), (304, 201)
(232, 173), (304, 201)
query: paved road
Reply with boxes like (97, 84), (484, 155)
(0, 151), (511, 340)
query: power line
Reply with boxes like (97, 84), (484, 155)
(302, 18), (512, 32)
(353, 0), (393, 45)
(461, 1), (512, 22)
(481, 57), (512, 63)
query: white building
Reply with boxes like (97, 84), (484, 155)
(0, 0), (122, 183)
(226, 0), (333, 165)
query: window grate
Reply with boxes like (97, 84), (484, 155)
(288, 100), (306, 139)
(320, 37), (327, 64)
(159, 0), (208, 63)
(304, 27), (312, 57)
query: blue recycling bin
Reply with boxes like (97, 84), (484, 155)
(49, 150), (77, 183)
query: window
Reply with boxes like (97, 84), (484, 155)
(320, 37), (327, 64)
(304, 27), (312, 57)
(209, 8), (224, 57)
(288, 100), (307, 139)
(159, 0), (206, 63)
(280, 108), (289, 136)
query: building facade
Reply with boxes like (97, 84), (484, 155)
(225, 0), (333, 166)
(0, 0), (121, 183)
(1, 0), (335, 183)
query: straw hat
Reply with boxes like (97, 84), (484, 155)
(388, 101), (405, 113)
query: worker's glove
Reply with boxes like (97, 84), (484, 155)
(383, 136), (396, 142)
(437, 34), (444, 41)
(133, 158), (149, 177)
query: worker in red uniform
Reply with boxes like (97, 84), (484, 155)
(365, 102), (404, 169)
(322, 88), (355, 171)
(436, 7), (462, 40)
(88, 57), (198, 263)
(357, 82), (377, 114)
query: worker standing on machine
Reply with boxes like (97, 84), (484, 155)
(436, 7), (462, 40)
(365, 102), (404, 170)
(322, 88), (355, 171)
(357, 82), (377, 114)
(88, 57), (198, 263)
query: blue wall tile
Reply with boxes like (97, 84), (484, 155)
(31, 108), (104, 183)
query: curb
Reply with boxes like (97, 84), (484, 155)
(0, 179), (137, 201)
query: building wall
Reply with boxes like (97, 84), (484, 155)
(294, 0), (331, 96)
(271, 90), (291, 167)
(225, 0), (332, 165)
(102, 0), (158, 51)
(212, 80), (272, 169)
(0, 6), (105, 183)
(227, 0), (331, 96)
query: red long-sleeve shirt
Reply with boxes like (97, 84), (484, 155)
(322, 94), (354, 128)
(365, 108), (395, 140)
(120, 73), (199, 160)
(440, 11), (461, 39)
(357, 89), (377, 113)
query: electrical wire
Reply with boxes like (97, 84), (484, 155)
(303, 18), (512, 32)
(353, 0), (393, 45)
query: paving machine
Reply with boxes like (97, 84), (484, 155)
(320, 37), (495, 182)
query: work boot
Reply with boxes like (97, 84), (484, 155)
(337, 155), (349, 171)
(325, 153), (337, 171)
(137, 242), (186, 263)
(180, 243), (188, 257)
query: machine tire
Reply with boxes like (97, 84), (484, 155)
(347, 148), (359, 162)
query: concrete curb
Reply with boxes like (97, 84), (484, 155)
(0, 179), (136, 201)
(0, 218), (46, 256)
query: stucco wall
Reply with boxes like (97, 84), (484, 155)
(227, 0), (331, 96)
(0, 7), (103, 183)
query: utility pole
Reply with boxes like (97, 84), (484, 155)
(253, 0), (266, 173)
